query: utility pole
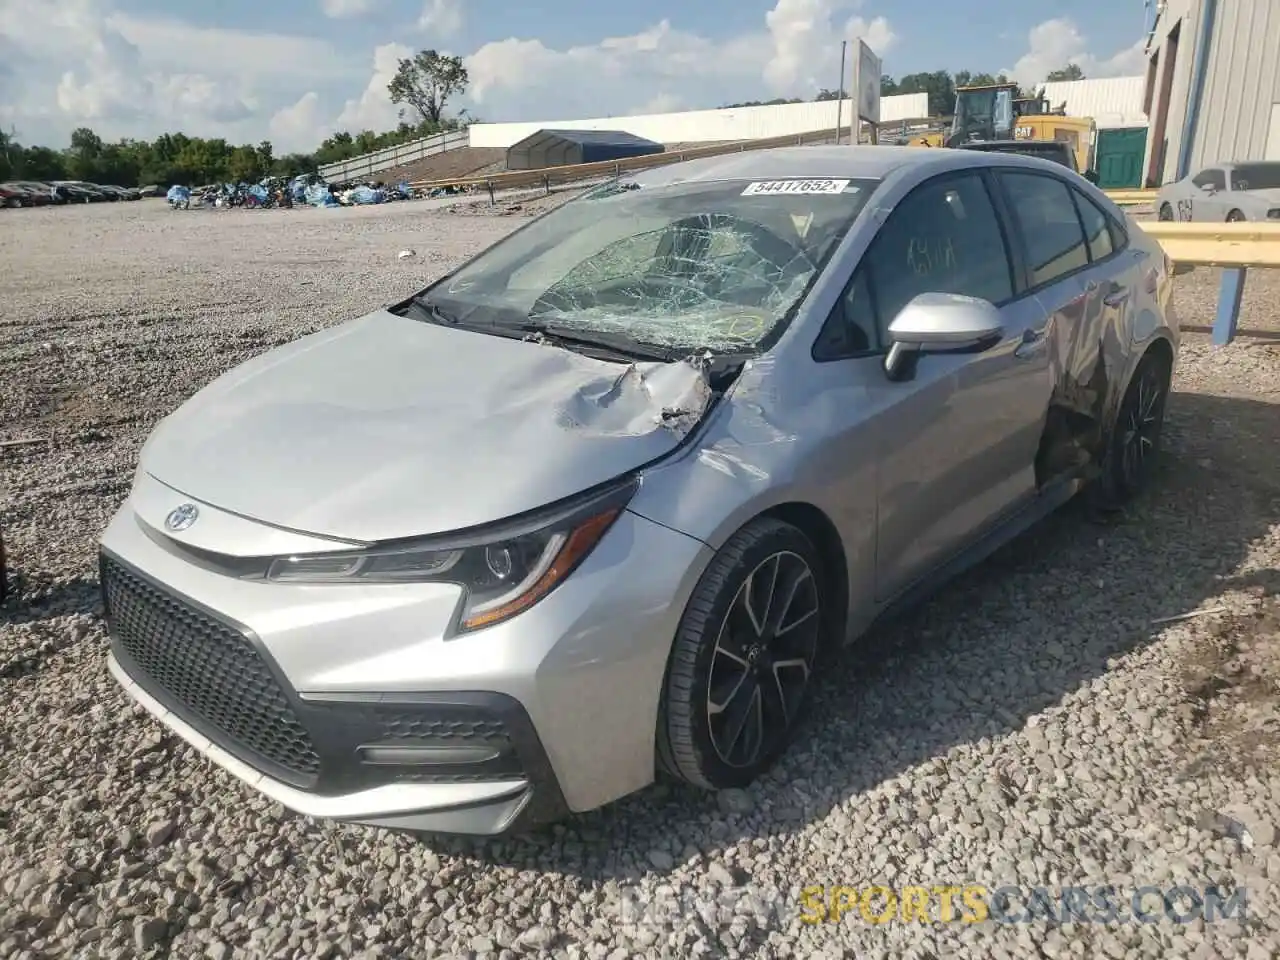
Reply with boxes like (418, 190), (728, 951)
(834, 40), (847, 145)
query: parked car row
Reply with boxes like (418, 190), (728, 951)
(0, 180), (144, 207)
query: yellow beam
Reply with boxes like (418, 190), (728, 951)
(1103, 189), (1158, 205)
(1135, 221), (1280, 268)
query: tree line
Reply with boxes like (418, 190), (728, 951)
(727, 63), (1086, 116)
(0, 52), (1084, 188)
(0, 117), (466, 190)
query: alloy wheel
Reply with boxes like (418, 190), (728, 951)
(1120, 364), (1165, 489)
(706, 551), (821, 768)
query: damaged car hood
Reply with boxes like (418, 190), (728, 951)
(140, 310), (712, 542)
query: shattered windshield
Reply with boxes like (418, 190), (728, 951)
(1230, 163), (1280, 191)
(426, 176), (878, 352)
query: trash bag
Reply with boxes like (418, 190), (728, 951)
(350, 186), (385, 205)
(247, 184), (269, 203)
(166, 185), (191, 209)
(305, 183), (337, 207)
(396, 181), (413, 199)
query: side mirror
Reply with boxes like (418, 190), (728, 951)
(1198, 182), (1217, 194)
(883, 293), (1004, 381)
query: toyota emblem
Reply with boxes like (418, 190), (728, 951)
(165, 503), (199, 532)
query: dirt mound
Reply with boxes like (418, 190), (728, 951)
(378, 147), (506, 185)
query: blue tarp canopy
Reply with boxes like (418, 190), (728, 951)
(505, 129), (663, 170)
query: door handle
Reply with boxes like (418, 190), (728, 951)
(1014, 328), (1047, 360)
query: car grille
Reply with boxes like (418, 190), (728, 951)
(101, 554), (322, 785)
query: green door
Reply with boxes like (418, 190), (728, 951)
(1094, 127), (1147, 189)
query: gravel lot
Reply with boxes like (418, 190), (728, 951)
(2, 198), (1279, 960)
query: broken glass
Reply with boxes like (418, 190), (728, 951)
(429, 177), (881, 354)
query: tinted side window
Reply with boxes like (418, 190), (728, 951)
(1001, 172), (1089, 287)
(1191, 168), (1226, 190)
(861, 172), (1014, 335)
(814, 266), (877, 359)
(1071, 188), (1114, 262)
(1106, 211), (1129, 252)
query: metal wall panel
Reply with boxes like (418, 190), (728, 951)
(1041, 76), (1149, 129)
(1142, 0), (1202, 184)
(1191, 0), (1280, 169)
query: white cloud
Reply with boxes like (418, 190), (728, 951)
(270, 93), (329, 153)
(763, 0), (895, 93)
(417, 0), (463, 36)
(334, 42), (415, 132)
(1004, 18), (1147, 88)
(0, 0), (357, 147)
(458, 1), (897, 124)
(632, 92), (685, 115)
(321, 0), (378, 18)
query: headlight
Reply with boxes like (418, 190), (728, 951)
(264, 478), (637, 633)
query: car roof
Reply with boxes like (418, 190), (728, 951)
(958, 140), (1066, 149)
(630, 144), (1076, 187)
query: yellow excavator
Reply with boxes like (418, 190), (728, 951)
(903, 82), (1096, 177)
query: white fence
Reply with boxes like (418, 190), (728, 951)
(318, 128), (470, 182)
(466, 93), (931, 149)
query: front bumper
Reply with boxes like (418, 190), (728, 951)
(100, 481), (712, 835)
(107, 649), (556, 835)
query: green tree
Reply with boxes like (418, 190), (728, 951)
(227, 144), (263, 183)
(1045, 63), (1085, 82)
(895, 70), (956, 116)
(66, 126), (104, 179)
(387, 49), (469, 125)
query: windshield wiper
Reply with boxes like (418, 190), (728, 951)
(406, 299), (728, 364)
(408, 296), (465, 326)
(518, 321), (689, 362)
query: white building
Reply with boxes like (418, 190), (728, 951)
(1141, 0), (1280, 186)
(466, 93), (931, 149)
(1040, 76), (1149, 130)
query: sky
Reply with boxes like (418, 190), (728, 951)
(0, 0), (1153, 154)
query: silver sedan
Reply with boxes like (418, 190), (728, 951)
(100, 146), (1179, 836)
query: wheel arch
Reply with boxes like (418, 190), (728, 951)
(757, 501), (850, 648)
(1102, 332), (1177, 448)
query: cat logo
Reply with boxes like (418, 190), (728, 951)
(1014, 125), (1034, 139)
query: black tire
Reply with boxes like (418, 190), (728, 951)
(1158, 203), (1174, 221)
(1227, 209), (1245, 222)
(656, 517), (828, 790)
(1095, 349), (1172, 508)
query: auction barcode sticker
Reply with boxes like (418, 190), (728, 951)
(742, 179), (851, 196)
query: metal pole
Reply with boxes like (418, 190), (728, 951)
(850, 42), (861, 145)
(834, 40), (847, 144)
